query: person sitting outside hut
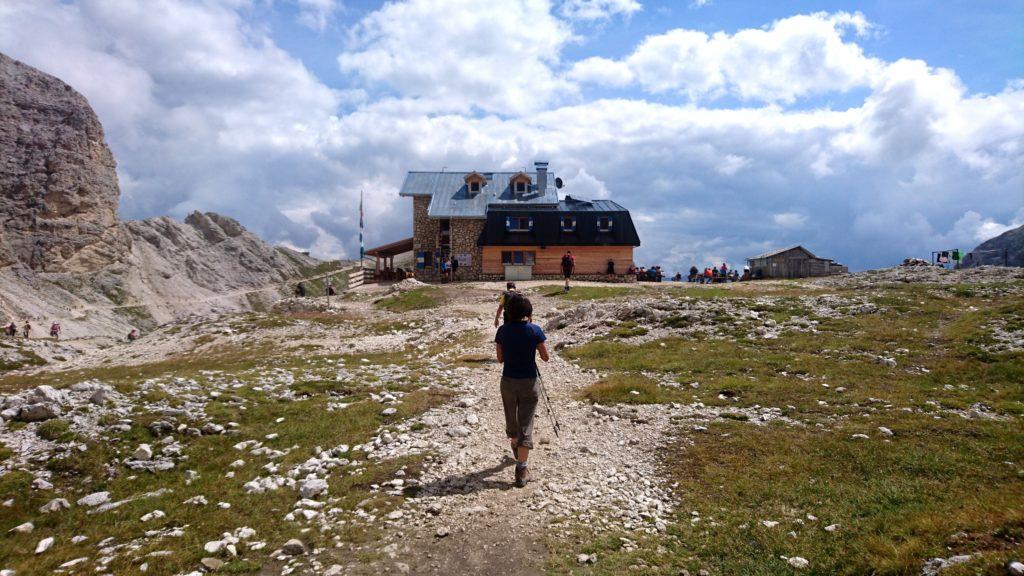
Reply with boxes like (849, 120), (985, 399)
(627, 264), (637, 276)
(688, 266), (699, 282)
(451, 255), (459, 281)
(606, 259), (616, 276)
(720, 263), (729, 278)
(741, 267), (751, 281)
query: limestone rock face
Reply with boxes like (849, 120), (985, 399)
(0, 53), (128, 272)
(0, 53), (328, 340)
(962, 224), (1023, 268)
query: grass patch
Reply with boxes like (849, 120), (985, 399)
(375, 287), (446, 312)
(36, 418), (74, 442)
(607, 321), (649, 339)
(578, 373), (677, 405)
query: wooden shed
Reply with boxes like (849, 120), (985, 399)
(746, 245), (846, 279)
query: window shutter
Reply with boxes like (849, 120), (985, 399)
(609, 217), (614, 229)
(505, 216), (512, 230)
(528, 217), (534, 230)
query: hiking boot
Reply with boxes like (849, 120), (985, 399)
(514, 465), (530, 488)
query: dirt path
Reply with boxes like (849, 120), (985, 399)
(334, 288), (679, 575)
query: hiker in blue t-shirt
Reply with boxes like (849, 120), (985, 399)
(494, 294), (549, 488)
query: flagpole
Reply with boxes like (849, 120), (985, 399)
(359, 190), (364, 264)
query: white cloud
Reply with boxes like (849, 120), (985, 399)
(690, 0), (711, 8)
(576, 11), (881, 103)
(337, 0), (576, 115)
(772, 212), (807, 229)
(567, 56), (634, 86)
(559, 0), (641, 21)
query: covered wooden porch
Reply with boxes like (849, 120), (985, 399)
(365, 237), (414, 283)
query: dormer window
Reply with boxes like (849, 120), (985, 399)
(509, 172), (532, 195)
(597, 215), (614, 232)
(505, 215), (534, 232)
(561, 216), (577, 232)
(464, 172), (486, 195)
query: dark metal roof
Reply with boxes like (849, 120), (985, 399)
(479, 199), (641, 247)
(365, 237), (414, 257)
(398, 171), (559, 218)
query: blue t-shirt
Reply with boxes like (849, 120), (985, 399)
(494, 322), (546, 379)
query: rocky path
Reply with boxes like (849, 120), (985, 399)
(327, 290), (681, 575)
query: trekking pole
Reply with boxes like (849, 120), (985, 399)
(536, 367), (562, 438)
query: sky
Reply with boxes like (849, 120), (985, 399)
(1, 0), (1022, 272)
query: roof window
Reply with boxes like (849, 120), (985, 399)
(597, 215), (614, 232)
(510, 172), (532, 195)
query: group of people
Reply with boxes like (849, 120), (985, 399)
(688, 263), (750, 283)
(5, 319), (139, 342)
(628, 265), (664, 282)
(439, 254), (460, 282)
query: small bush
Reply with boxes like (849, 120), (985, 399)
(36, 419), (73, 442)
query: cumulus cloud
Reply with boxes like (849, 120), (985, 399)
(574, 11), (880, 103)
(337, 0), (576, 115)
(559, 0), (641, 21)
(1, 1), (1020, 272)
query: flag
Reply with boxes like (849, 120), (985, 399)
(359, 190), (364, 261)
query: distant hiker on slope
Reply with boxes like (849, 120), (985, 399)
(50, 322), (61, 340)
(5, 322), (16, 338)
(561, 251), (575, 292)
(22, 320), (31, 339)
(494, 294), (549, 488)
(127, 329), (139, 342)
(494, 282), (520, 327)
(295, 282), (307, 297)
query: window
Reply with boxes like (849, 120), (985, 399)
(501, 251), (536, 265)
(439, 219), (451, 246)
(515, 181), (527, 193)
(470, 181), (480, 192)
(561, 215), (577, 232)
(597, 215), (614, 232)
(505, 215), (533, 232)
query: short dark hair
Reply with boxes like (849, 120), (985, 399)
(505, 294), (533, 322)
(506, 282), (516, 290)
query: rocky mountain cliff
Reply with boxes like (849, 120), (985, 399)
(0, 53), (327, 339)
(962, 224), (1023, 268)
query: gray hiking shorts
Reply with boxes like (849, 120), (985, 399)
(500, 376), (539, 449)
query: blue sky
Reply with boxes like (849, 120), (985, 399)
(2, 0), (1022, 271)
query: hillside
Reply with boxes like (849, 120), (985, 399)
(0, 52), (337, 346)
(962, 224), (1024, 268)
(0, 268), (1021, 575)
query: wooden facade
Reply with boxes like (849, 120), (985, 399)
(746, 246), (847, 279)
(482, 245), (634, 276)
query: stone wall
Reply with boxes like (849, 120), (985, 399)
(450, 218), (484, 279)
(411, 196), (438, 279)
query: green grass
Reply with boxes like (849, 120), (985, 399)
(579, 373), (679, 405)
(375, 287), (446, 312)
(36, 418), (74, 442)
(606, 321), (649, 339)
(537, 285), (637, 301)
(549, 282), (1024, 574)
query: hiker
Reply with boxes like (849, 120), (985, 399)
(440, 258), (451, 282)
(741, 267), (751, 281)
(606, 259), (615, 275)
(494, 294), (549, 488)
(327, 284), (337, 296)
(494, 282), (520, 327)
(704, 267), (712, 284)
(450, 255), (459, 281)
(673, 272), (682, 282)
(50, 322), (61, 340)
(689, 266), (699, 282)
(560, 251), (575, 291)
(5, 322), (15, 338)
(295, 282), (307, 297)
(22, 321), (31, 339)
(127, 329), (139, 342)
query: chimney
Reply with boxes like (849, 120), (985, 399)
(534, 161), (548, 194)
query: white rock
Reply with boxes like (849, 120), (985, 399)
(183, 495), (208, 506)
(877, 426), (894, 436)
(1006, 561), (1024, 576)
(39, 498), (70, 514)
(298, 478), (328, 499)
(447, 426), (471, 438)
(465, 413), (479, 425)
(761, 520), (779, 528)
(77, 492), (110, 507)
(204, 540), (226, 554)
(788, 556), (809, 569)
(381, 407), (397, 416)
(59, 557), (88, 568)
(140, 510), (165, 522)
(71, 535), (88, 544)
(133, 444), (153, 461)
(824, 524), (839, 532)
(9, 522), (33, 533)
(281, 539), (306, 556)
(34, 536), (54, 554)
(386, 510), (403, 520)
(851, 433), (870, 440)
